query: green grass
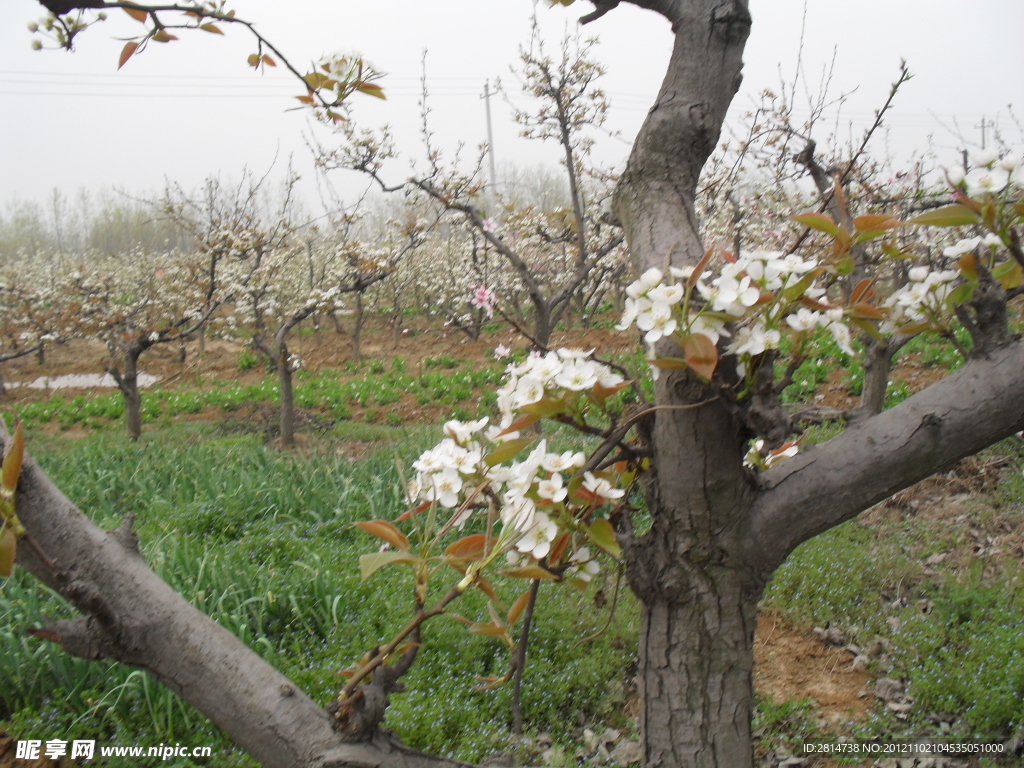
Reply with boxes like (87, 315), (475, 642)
(11, 359), (507, 434)
(763, 441), (1024, 745)
(0, 425), (637, 766)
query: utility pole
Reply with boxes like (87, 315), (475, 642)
(483, 80), (499, 215)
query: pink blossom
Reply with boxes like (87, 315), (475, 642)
(470, 285), (496, 319)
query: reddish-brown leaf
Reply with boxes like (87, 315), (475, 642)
(499, 565), (558, 580)
(353, 520), (410, 551)
(444, 534), (487, 562)
(958, 253), (978, 281)
(124, 7), (148, 22)
(507, 590), (533, 626)
(117, 41), (139, 70)
(2, 423), (24, 494)
(476, 576), (502, 603)
(395, 501), (430, 523)
(0, 528), (15, 577)
(850, 278), (876, 305)
(548, 533), (571, 565)
(681, 333), (718, 381)
(469, 622), (507, 637)
(688, 247), (715, 287)
(498, 413), (539, 436)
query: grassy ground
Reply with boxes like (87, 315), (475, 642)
(0, 323), (1022, 766)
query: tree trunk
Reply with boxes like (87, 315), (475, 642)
(277, 341), (296, 449)
(639, 585), (757, 766)
(352, 291), (364, 360)
(532, 303), (553, 350)
(612, 2), (754, 765)
(859, 336), (908, 415)
(625, 365), (760, 767)
(120, 349), (143, 441)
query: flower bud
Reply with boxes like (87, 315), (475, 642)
(27, 21), (38, 32)
(30, 39), (42, 50)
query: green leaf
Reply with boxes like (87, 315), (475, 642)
(199, 23), (223, 34)
(648, 356), (688, 370)
(992, 260), (1023, 290)
(791, 213), (839, 236)
(359, 550), (416, 581)
(896, 321), (933, 335)
(520, 397), (565, 417)
(484, 437), (534, 466)
(850, 318), (883, 343)
(946, 282), (976, 307)
(587, 518), (621, 560)
(905, 205), (978, 228)
(781, 267), (825, 301)
(834, 256), (855, 275)
(500, 565), (559, 580)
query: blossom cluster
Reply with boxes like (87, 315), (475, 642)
(616, 250), (856, 378)
(405, 348), (628, 571)
(880, 267), (960, 333)
(494, 348), (625, 426)
(945, 149), (1023, 197)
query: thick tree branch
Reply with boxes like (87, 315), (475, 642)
(1, 420), (476, 768)
(744, 339), (1024, 579)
